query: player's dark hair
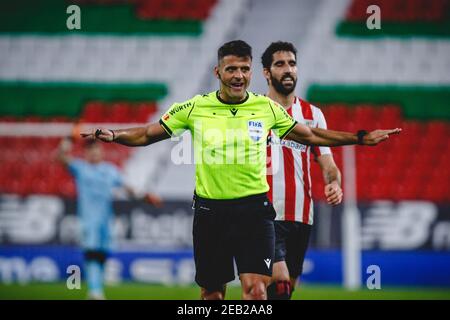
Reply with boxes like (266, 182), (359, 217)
(261, 41), (297, 69)
(84, 139), (99, 149)
(218, 40), (252, 62)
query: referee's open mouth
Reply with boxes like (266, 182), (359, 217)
(230, 82), (244, 91)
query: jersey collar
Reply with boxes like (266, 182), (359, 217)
(216, 90), (249, 105)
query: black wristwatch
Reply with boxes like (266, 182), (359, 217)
(109, 129), (116, 141)
(357, 130), (368, 145)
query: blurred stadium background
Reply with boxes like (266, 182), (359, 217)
(0, 0), (449, 299)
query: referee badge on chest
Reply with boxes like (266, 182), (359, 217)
(248, 120), (264, 142)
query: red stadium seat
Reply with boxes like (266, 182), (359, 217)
(135, 102), (157, 122)
(345, 0), (448, 22)
(109, 102), (132, 123)
(0, 134), (129, 197)
(136, 0), (216, 20)
(379, 105), (403, 127)
(311, 101), (449, 202)
(80, 101), (157, 123)
(81, 101), (107, 122)
(0, 116), (19, 122)
(353, 105), (379, 128)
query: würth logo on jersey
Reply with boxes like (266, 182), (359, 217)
(264, 258), (271, 269)
(248, 120), (264, 142)
(169, 102), (192, 116)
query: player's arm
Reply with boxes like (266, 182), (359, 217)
(286, 124), (401, 147)
(316, 154), (342, 206)
(57, 137), (74, 166)
(80, 122), (170, 146)
(122, 185), (163, 208)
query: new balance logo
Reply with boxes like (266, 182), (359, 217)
(264, 258), (271, 269)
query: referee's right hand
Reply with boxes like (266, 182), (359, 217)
(80, 128), (114, 142)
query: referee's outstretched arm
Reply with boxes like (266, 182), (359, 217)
(286, 124), (402, 147)
(82, 122), (402, 148)
(80, 122), (170, 146)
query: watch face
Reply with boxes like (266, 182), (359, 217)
(357, 130), (367, 144)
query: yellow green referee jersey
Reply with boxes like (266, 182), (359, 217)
(159, 90), (297, 200)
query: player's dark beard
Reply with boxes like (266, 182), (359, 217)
(271, 73), (296, 95)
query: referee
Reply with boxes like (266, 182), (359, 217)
(82, 40), (401, 300)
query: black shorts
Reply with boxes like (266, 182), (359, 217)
(192, 193), (276, 291)
(274, 221), (312, 279)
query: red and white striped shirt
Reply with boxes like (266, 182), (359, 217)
(266, 97), (331, 225)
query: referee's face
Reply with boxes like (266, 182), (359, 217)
(215, 55), (252, 102)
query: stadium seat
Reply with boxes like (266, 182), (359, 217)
(345, 0), (448, 22)
(0, 135), (132, 197)
(136, 0), (217, 20)
(80, 101), (157, 123)
(309, 103), (450, 203)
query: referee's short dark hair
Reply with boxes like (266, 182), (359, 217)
(218, 40), (252, 62)
(261, 41), (297, 69)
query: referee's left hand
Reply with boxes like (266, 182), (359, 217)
(324, 181), (343, 206)
(363, 128), (402, 146)
(80, 128), (114, 142)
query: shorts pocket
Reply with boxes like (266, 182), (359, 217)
(263, 201), (276, 220)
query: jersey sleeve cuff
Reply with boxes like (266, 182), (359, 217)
(280, 121), (297, 140)
(159, 119), (173, 136)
